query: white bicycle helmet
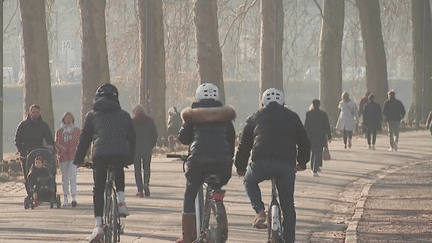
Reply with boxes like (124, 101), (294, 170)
(196, 83), (219, 101)
(262, 88), (285, 106)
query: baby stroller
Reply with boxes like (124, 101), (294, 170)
(24, 147), (61, 209)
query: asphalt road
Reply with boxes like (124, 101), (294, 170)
(0, 130), (431, 242)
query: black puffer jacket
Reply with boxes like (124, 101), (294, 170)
(15, 115), (54, 157)
(235, 102), (311, 172)
(382, 98), (405, 122)
(73, 97), (136, 165)
(179, 99), (236, 165)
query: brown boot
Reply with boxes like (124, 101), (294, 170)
(176, 213), (196, 243)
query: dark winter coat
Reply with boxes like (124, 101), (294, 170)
(179, 99), (236, 165)
(15, 115), (54, 157)
(132, 113), (158, 155)
(304, 108), (331, 147)
(382, 98), (405, 122)
(363, 101), (382, 132)
(235, 102), (311, 173)
(73, 97), (136, 166)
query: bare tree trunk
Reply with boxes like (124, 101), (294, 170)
(78, 0), (110, 122)
(194, 0), (225, 104)
(138, 0), (166, 138)
(409, 0), (432, 125)
(19, 0), (54, 135)
(260, 0), (283, 107)
(319, 0), (344, 125)
(0, 0), (3, 161)
(356, 0), (388, 108)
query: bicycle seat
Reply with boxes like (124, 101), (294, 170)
(203, 174), (221, 185)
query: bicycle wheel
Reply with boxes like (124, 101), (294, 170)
(105, 190), (119, 243)
(195, 185), (205, 235)
(268, 203), (284, 243)
(214, 201), (228, 242)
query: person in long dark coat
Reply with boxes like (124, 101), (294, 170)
(363, 94), (382, 150)
(304, 99), (331, 177)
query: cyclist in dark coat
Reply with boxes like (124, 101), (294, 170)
(73, 83), (136, 242)
(176, 83), (236, 243)
(15, 104), (54, 179)
(235, 88), (311, 243)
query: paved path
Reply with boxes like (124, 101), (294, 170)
(0, 130), (431, 242)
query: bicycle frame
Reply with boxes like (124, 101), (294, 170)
(195, 175), (228, 243)
(103, 166), (122, 243)
(166, 154), (228, 243)
(267, 179), (284, 243)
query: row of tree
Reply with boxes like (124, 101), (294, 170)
(1, 0), (431, 161)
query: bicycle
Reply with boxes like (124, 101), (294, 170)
(267, 179), (284, 243)
(82, 162), (124, 243)
(167, 154), (228, 243)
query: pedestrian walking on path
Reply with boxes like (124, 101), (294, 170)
(235, 88), (311, 243)
(15, 104), (54, 180)
(131, 104), (158, 198)
(336, 92), (358, 149)
(55, 112), (81, 207)
(382, 90), (405, 151)
(304, 99), (331, 177)
(362, 94), (382, 150)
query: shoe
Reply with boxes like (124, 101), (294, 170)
(313, 173), (319, 177)
(71, 201), (77, 207)
(144, 184), (150, 197)
(371, 145), (376, 150)
(252, 209), (267, 229)
(388, 147), (393, 152)
(344, 144), (347, 149)
(34, 198), (40, 207)
(394, 143), (398, 151)
(136, 191), (144, 198)
(318, 168), (322, 172)
(118, 203), (130, 217)
(348, 140), (352, 148)
(89, 225), (104, 242)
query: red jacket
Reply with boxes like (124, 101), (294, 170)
(55, 126), (81, 163)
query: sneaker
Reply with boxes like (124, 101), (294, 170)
(344, 144), (347, 149)
(89, 225), (104, 242)
(118, 203), (130, 217)
(71, 201), (77, 208)
(318, 168), (322, 172)
(348, 140), (352, 148)
(388, 147), (393, 152)
(368, 145), (371, 150)
(313, 172), (319, 177)
(136, 191), (144, 198)
(144, 185), (150, 197)
(252, 209), (267, 229)
(371, 145), (376, 150)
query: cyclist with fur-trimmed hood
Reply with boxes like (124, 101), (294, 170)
(176, 83), (236, 243)
(235, 88), (311, 243)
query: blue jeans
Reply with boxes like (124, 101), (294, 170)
(243, 159), (296, 243)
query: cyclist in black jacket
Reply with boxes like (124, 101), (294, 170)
(176, 83), (236, 243)
(73, 83), (136, 242)
(235, 88), (311, 243)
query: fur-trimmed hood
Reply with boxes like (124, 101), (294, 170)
(181, 105), (236, 123)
